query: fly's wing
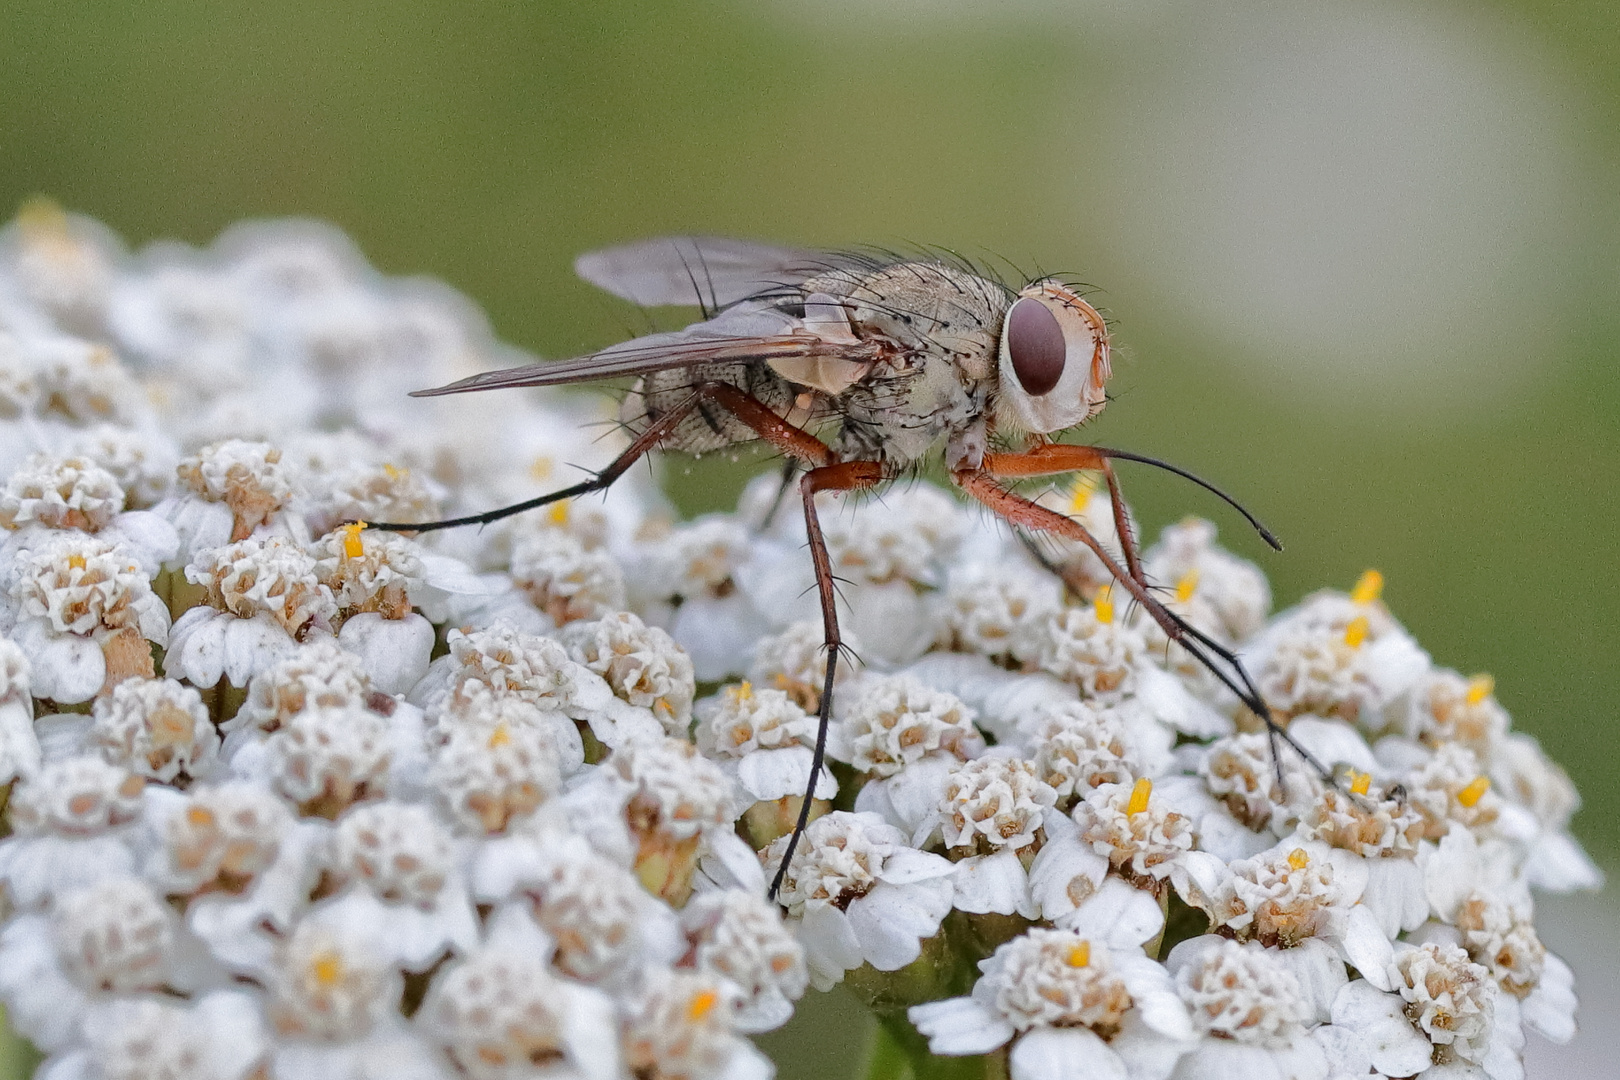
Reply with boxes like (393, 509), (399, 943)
(574, 236), (849, 308)
(410, 302), (872, 397)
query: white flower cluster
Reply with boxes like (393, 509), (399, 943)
(0, 205), (1596, 1080)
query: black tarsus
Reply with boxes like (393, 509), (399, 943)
(366, 477), (604, 533)
(1012, 522), (1330, 791)
(1094, 447), (1284, 552)
(770, 640), (837, 900)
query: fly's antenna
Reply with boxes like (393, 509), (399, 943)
(1094, 446), (1283, 551)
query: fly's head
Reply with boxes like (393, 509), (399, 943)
(993, 280), (1111, 437)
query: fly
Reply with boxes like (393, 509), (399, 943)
(365, 236), (1326, 899)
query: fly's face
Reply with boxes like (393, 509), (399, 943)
(993, 280), (1111, 436)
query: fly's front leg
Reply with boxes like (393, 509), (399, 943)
(768, 458), (884, 901)
(984, 446), (1265, 719)
(953, 468), (1331, 784)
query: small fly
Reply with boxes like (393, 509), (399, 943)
(367, 237), (1324, 898)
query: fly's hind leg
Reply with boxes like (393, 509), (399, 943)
(768, 458), (884, 901)
(365, 380), (881, 899)
(365, 380), (833, 533)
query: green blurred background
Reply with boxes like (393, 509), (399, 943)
(1, 1), (1615, 1076)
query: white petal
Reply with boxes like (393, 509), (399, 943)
(1524, 831), (1605, 893)
(20, 625), (103, 704)
(1319, 844), (1369, 905)
(673, 594), (770, 681)
(951, 850), (1034, 917)
(1365, 853), (1428, 936)
(1310, 1024), (1370, 1077)
(1164, 934), (1228, 977)
(1271, 938), (1347, 1025)
(852, 774), (902, 827)
(0, 914), (90, 1051)
(1286, 718), (1378, 776)
(717, 1041), (776, 1080)
(698, 828), (768, 895)
(1169, 1038), (1326, 1080)
(884, 754), (956, 840)
(338, 612), (435, 695)
(1336, 904), (1394, 991)
(1362, 632), (1429, 703)
(1137, 665), (1232, 738)
(1111, 1007), (1192, 1080)
(1011, 1027), (1127, 1080)
(908, 996), (1015, 1056)
(1114, 951), (1196, 1043)
(1518, 953), (1576, 1044)
(735, 746), (835, 802)
(0, 835), (136, 911)
(1195, 808), (1277, 863)
(1480, 991), (1524, 1080)
(846, 878), (951, 971)
(222, 613), (298, 686)
(0, 700), (41, 783)
(1330, 978), (1432, 1078)
(107, 510), (179, 573)
(878, 847), (958, 886)
(1028, 833), (1108, 922)
(798, 899), (862, 990)
(1171, 850), (1231, 912)
(844, 581), (932, 665)
(1058, 877), (1165, 949)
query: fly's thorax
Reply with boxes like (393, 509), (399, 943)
(811, 262), (1006, 383)
(807, 262), (1007, 468)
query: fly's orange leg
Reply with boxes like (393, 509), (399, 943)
(953, 467), (1331, 784)
(767, 458), (884, 901)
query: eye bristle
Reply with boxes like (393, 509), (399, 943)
(1005, 298), (1065, 397)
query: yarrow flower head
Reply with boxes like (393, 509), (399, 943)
(0, 452), (125, 531)
(0, 208), (1591, 1080)
(5, 532), (169, 701)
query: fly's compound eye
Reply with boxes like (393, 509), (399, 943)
(996, 281), (1111, 435)
(1002, 296), (1066, 396)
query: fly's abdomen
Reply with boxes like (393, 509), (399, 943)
(619, 362), (804, 455)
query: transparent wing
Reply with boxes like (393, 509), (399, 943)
(411, 303), (873, 397)
(574, 236), (849, 308)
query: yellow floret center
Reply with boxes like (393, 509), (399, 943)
(687, 989), (719, 1021)
(1094, 585), (1114, 626)
(1069, 474), (1099, 513)
(1066, 941), (1092, 968)
(1127, 777), (1152, 817)
(487, 723), (512, 749)
(1175, 569), (1199, 604)
(1348, 770), (1372, 796)
(342, 521), (367, 559)
(1287, 847), (1310, 870)
(1457, 775), (1490, 808)
(1344, 616), (1369, 649)
(312, 951), (344, 987)
(1350, 569), (1384, 604)
(1466, 674), (1494, 706)
(547, 500), (570, 526)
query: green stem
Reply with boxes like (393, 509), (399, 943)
(870, 1011), (990, 1080)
